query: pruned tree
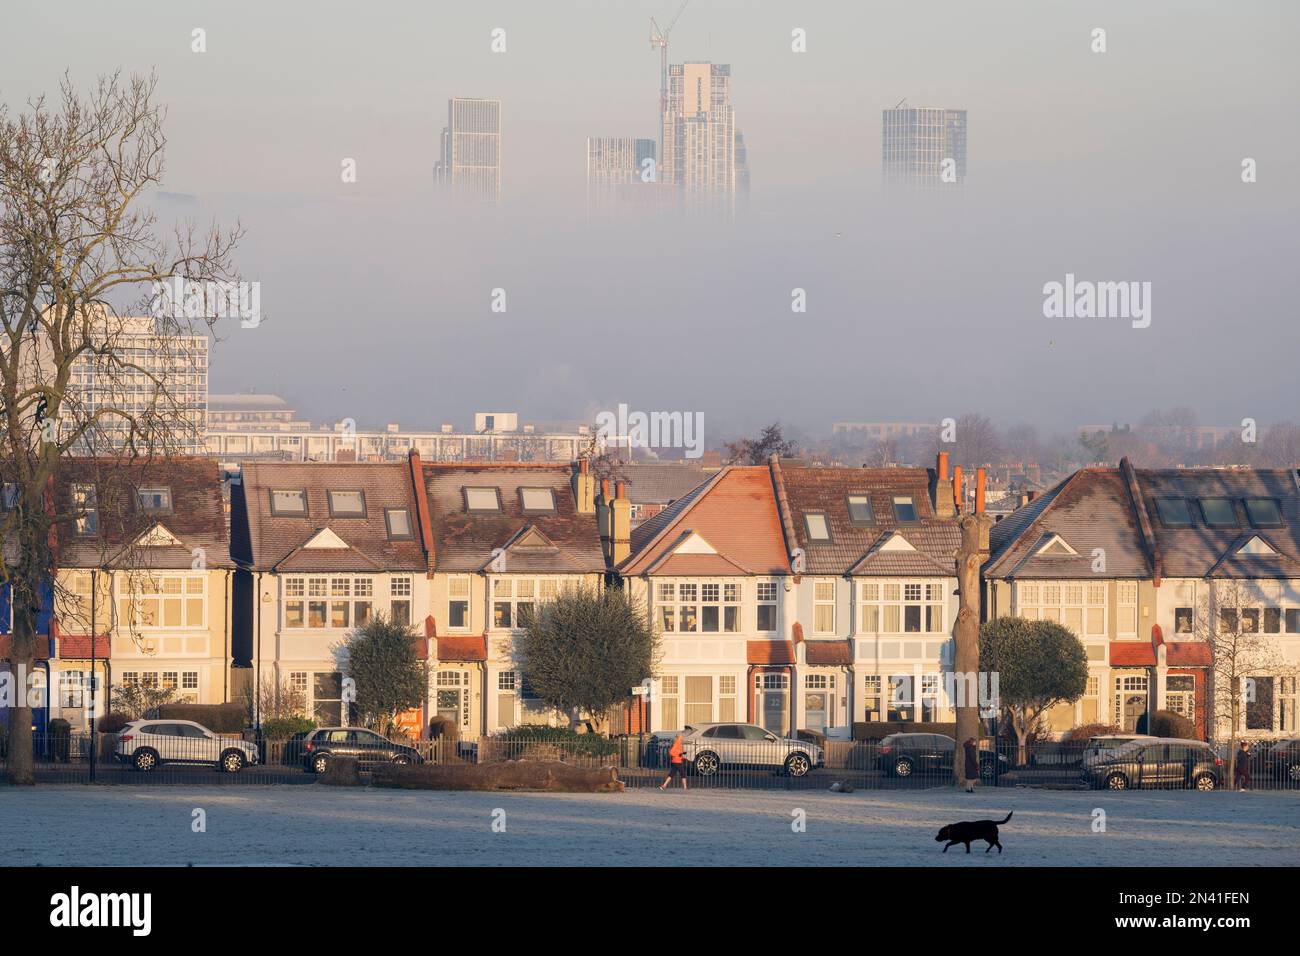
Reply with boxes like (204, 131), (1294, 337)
(340, 616), (427, 738)
(110, 680), (178, 720)
(518, 585), (658, 733)
(979, 616), (1088, 765)
(724, 422), (796, 465)
(1195, 579), (1290, 786)
(1, 73), (244, 783)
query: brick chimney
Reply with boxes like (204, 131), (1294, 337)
(934, 451), (955, 519)
(975, 467), (990, 550)
(572, 457), (595, 514)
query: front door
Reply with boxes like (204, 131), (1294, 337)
(436, 670), (470, 731)
(756, 674), (789, 735)
(1115, 674), (1149, 732)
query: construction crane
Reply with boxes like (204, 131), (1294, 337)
(650, 0), (690, 176)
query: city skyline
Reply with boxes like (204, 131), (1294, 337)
(3, 1), (1295, 439)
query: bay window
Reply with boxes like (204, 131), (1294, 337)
(655, 580), (741, 634)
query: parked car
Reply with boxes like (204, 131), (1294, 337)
(1264, 737), (1300, 782)
(1082, 738), (1223, 791)
(302, 728), (423, 774)
(116, 719), (259, 773)
(679, 723), (824, 777)
(877, 733), (1009, 780)
(1082, 734), (1158, 768)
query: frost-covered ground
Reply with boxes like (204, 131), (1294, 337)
(3, 785), (1297, 866)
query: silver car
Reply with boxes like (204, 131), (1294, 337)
(116, 719), (259, 773)
(680, 722), (824, 777)
(1082, 734), (1157, 769)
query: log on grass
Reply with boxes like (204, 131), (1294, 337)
(318, 756), (363, 786)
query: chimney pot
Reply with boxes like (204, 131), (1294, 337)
(975, 467), (986, 514)
(600, 478), (611, 500)
(952, 465), (963, 513)
(615, 480), (627, 500)
(937, 451), (949, 482)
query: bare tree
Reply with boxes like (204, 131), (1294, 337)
(724, 422), (797, 465)
(1257, 422), (1300, 468)
(1196, 580), (1290, 786)
(1, 73), (243, 784)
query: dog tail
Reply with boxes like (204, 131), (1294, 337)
(998, 811), (1013, 825)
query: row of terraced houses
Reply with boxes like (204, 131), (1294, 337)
(3, 453), (1299, 742)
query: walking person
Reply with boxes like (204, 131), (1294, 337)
(660, 733), (688, 791)
(1233, 741), (1252, 791)
(963, 736), (980, 793)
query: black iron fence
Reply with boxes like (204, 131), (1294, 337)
(4, 729), (1297, 791)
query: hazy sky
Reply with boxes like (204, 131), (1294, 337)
(4, 0), (1297, 443)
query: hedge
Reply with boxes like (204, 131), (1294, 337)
(152, 702), (247, 733)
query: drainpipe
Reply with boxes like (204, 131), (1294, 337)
(254, 570), (261, 729)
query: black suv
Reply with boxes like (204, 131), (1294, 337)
(1082, 739), (1223, 791)
(302, 728), (423, 774)
(877, 733), (1008, 780)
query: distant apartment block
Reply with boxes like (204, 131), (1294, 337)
(204, 402), (589, 464)
(66, 315), (209, 455)
(882, 105), (967, 187)
(662, 62), (737, 212)
(586, 137), (660, 212)
(832, 422), (940, 440)
(434, 97), (501, 202)
(1077, 424), (1242, 452)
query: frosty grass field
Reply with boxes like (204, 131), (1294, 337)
(4, 785), (1297, 867)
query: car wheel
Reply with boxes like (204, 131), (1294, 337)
(311, 754), (330, 774)
(784, 753), (811, 777)
(1287, 763), (1300, 783)
(979, 760), (996, 781)
(393, 754), (411, 766)
(1106, 772), (1129, 790)
(1193, 773), (1217, 792)
(219, 749), (245, 773)
(693, 751), (720, 777)
(133, 749), (159, 772)
(893, 757), (913, 778)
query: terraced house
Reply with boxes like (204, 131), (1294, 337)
(232, 458), (429, 728)
(986, 458), (1300, 741)
(421, 460), (607, 735)
(616, 464), (795, 734)
(47, 459), (234, 729)
(772, 457), (961, 738)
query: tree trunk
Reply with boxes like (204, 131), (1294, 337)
(6, 608), (39, 786)
(953, 513), (989, 787)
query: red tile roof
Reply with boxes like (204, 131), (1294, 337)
(805, 640), (851, 665)
(621, 467), (790, 577)
(747, 639), (795, 665)
(57, 634), (111, 659)
(1109, 641), (1212, 667)
(0, 635), (50, 660)
(436, 634), (488, 662)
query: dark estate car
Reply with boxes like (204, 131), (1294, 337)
(877, 733), (1008, 780)
(1264, 737), (1300, 783)
(1082, 739), (1223, 791)
(302, 728), (424, 774)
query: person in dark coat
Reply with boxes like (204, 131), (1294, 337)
(963, 737), (980, 793)
(1234, 741), (1252, 791)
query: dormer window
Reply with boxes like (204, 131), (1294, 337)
(1244, 498), (1283, 528)
(892, 496), (919, 523)
(805, 512), (831, 542)
(270, 489), (308, 516)
(137, 487), (172, 513)
(1155, 497), (1192, 528)
(72, 483), (98, 536)
(520, 488), (556, 514)
(464, 487), (501, 513)
(1199, 497), (1238, 528)
(385, 508), (413, 540)
(846, 495), (874, 525)
(328, 490), (366, 517)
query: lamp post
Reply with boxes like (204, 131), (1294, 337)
(89, 568), (97, 782)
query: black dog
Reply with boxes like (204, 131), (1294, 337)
(935, 811), (1012, 854)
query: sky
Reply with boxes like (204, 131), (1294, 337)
(3, 0), (1297, 444)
